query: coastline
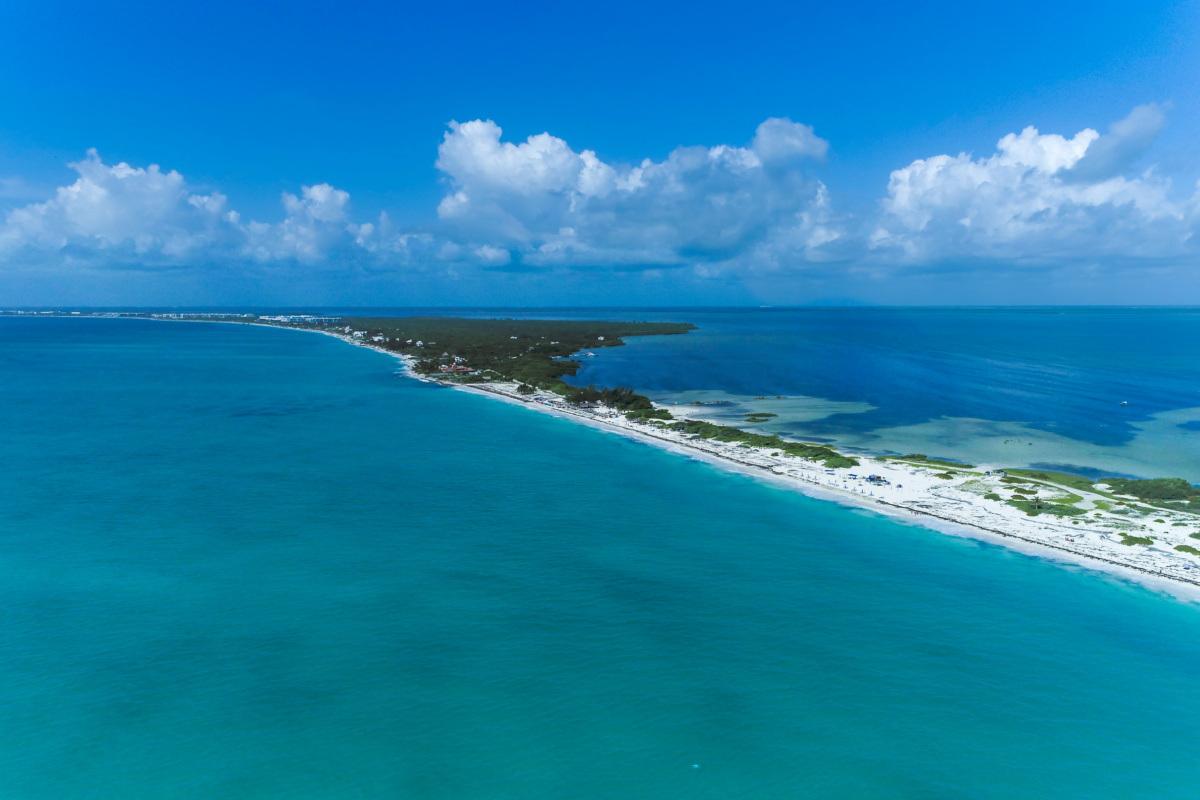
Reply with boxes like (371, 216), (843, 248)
(286, 324), (1200, 603)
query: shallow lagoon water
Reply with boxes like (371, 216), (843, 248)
(548, 307), (1200, 481)
(4, 317), (1200, 798)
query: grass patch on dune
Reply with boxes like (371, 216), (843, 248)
(887, 454), (975, 470)
(1005, 469), (1096, 494)
(1102, 477), (1200, 504)
(1006, 498), (1087, 518)
(626, 407), (673, 421)
(667, 419), (859, 469)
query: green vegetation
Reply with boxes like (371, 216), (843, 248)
(626, 407), (673, 421)
(997, 469), (1200, 517)
(1004, 469), (1095, 494)
(564, 384), (654, 411)
(1175, 545), (1200, 556)
(1012, 486), (1037, 495)
(744, 413), (778, 422)
(1120, 534), (1154, 546)
(984, 492), (1002, 501)
(887, 454), (975, 469)
(1102, 477), (1200, 504)
(336, 316), (693, 399)
(934, 472), (955, 480)
(298, 316), (696, 414)
(1006, 497), (1086, 518)
(667, 419), (858, 468)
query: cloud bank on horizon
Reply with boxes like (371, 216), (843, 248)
(871, 104), (1195, 265)
(2, 104), (1196, 288)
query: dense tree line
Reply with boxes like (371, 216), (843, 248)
(564, 385), (653, 411)
(343, 316), (692, 402)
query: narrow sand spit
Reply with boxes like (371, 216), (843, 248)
(280, 326), (1200, 603)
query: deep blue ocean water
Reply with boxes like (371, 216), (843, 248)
(492, 307), (1200, 481)
(5, 316), (1200, 798)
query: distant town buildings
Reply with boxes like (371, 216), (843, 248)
(257, 315), (342, 324)
(151, 313), (258, 320)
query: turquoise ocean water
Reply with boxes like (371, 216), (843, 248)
(4, 316), (1200, 798)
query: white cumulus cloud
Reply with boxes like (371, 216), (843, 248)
(0, 149), (237, 259)
(0, 150), (400, 268)
(4, 106), (1195, 290)
(434, 117), (841, 269)
(870, 105), (1196, 264)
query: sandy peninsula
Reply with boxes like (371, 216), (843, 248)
(315, 328), (1200, 601)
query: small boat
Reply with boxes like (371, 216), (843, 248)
(1120, 401), (1128, 406)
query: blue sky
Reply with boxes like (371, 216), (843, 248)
(1, 0), (1198, 306)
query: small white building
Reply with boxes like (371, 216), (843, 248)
(353, 331), (365, 338)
